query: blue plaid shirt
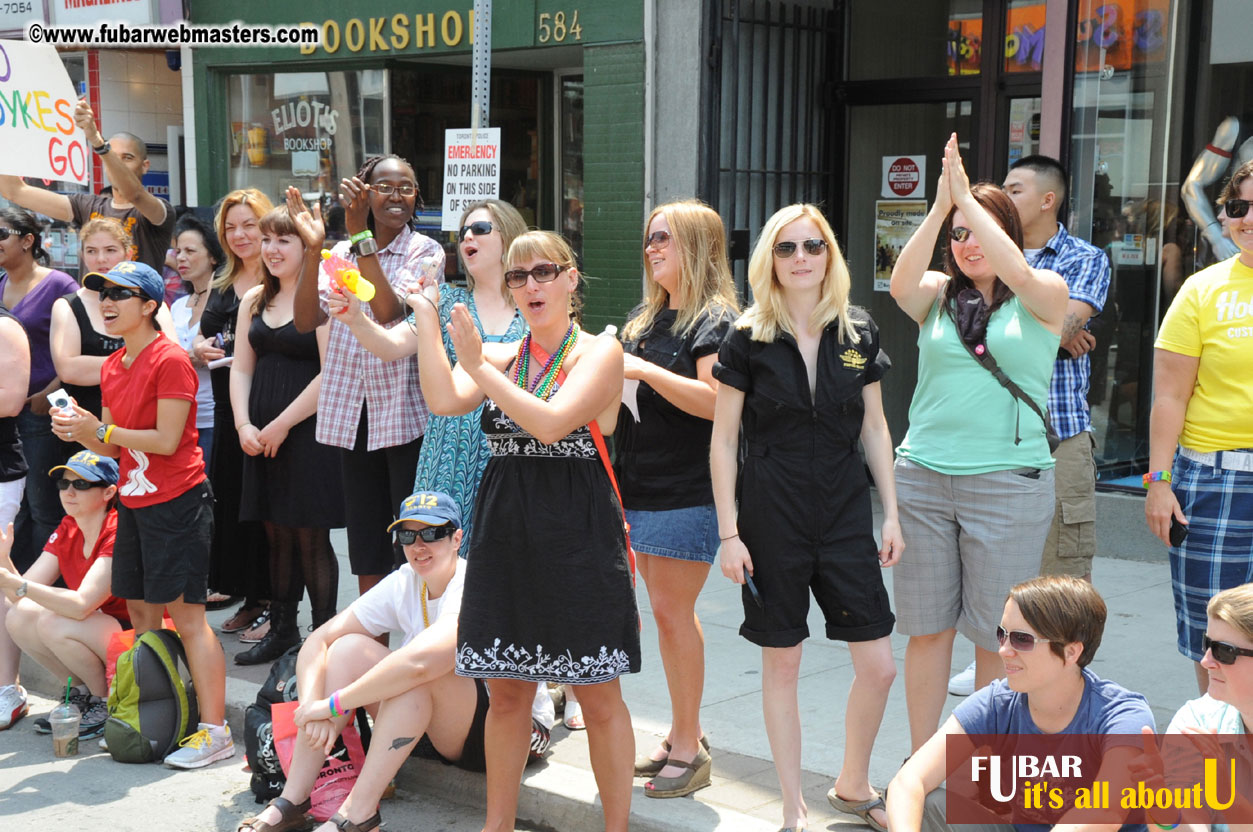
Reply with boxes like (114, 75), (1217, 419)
(1028, 224), (1111, 440)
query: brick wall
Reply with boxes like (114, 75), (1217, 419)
(581, 42), (646, 333)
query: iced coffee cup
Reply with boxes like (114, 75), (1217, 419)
(50, 702), (81, 758)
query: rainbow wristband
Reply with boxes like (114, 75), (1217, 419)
(1143, 471), (1172, 487)
(328, 691), (341, 718)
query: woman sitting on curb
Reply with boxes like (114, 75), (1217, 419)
(0, 450), (128, 739)
(236, 490), (484, 832)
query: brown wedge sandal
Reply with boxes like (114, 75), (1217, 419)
(328, 810), (382, 832)
(644, 746), (712, 798)
(236, 796), (313, 832)
(633, 735), (711, 777)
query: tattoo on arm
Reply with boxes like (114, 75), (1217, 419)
(1060, 311), (1083, 343)
(390, 736), (417, 751)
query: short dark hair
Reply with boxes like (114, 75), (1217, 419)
(173, 213), (226, 274)
(109, 131), (149, 161)
(1009, 575), (1107, 668)
(1009, 155), (1069, 220)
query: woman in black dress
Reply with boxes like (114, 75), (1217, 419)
(229, 202), (343, 665)
(409, 229), (638, 832)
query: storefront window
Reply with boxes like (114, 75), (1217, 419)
(1003, 0), (1048, 74)
(226, 70), (386, 203)
(560, 75), (584, 261)
(848, 0), (983, 80)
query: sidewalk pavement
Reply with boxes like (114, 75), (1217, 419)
(21, 501), (1198, 832)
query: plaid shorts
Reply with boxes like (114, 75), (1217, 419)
(1168, 449), (1253, 661)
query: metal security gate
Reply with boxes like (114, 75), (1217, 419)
(700, 0), (841, 287)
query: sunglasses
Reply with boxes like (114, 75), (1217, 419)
(98, 286), (144, 302)
(772, 238), (827, 258)
(372, 183), (417, 197)
(1224, 199), (1250, 219)
(644, 230), (672, 250)
(950, 226), (974, 243)
(57, 478), (107, 491)
(459, 221), (493, 240)
(0, 227), (22, 241)
(395, 525), (456, 545)
(504, 263), (566, 289)
(1203, 634), (1253, 665)
(996, 625), (1055, 652)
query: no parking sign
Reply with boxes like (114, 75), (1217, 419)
(881, 155), (926, 199)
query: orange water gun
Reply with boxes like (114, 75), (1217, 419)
(321, 250), (376, 302)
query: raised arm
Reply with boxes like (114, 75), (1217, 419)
(338, 177), (404, 324)
(0, 175), (74, 222)
(74, 100), (168, 227)
(287, 187), (330, 333)
(890, 149), (953, 324)
(410, 294), (487, 417)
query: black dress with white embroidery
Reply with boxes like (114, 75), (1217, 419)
(454, 397), (641, 684)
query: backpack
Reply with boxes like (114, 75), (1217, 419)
(244, 645), (302, 802)
(104, 629), (199, 763)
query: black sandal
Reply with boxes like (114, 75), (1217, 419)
(236, 796), (313, 832)
(328, 810), (382, 832)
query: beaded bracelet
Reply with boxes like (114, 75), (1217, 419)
(1142, 471), (1172, 487)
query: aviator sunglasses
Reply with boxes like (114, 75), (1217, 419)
(504, 262), (566, 289)
(459, 221), (494, 240)
(772, 238), (828, 258)
(395, 525), (456, 545)
(1224, 198), (1251, 219)
(57, 478), (108, 491)
(996, 625), (1055, 652)
(644, 230), (672, 250)
(1203, 634), (1253, 665)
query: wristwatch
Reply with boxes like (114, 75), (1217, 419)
(351, 236), (379, 258)
(92, 140), (111, 156)
(96, 424), (110, 443)
(15, 581), (27, 598)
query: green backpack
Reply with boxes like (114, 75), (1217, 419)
(105, 629), (199, 763)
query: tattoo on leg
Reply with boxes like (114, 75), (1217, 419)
(390, 736), (417, 751)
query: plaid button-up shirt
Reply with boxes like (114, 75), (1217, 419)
(1030, 223), (1110, 440)
(315, 225), (446, 451)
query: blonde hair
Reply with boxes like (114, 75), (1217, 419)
(458, 199), (528, 303)
(78, 217), (133, 251)
(623, 199), (740, 342)
(506, 231), (582, 322)
(737, 204), (855, 343)
(213, 188), (274, 290)
(1208, 584), (1253, 643)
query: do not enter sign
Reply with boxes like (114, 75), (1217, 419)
(881, 155), (926, 199)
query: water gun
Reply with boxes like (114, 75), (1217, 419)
(321, 250), (376, 302)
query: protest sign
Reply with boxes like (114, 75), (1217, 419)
(442, 127), (501, 231)
(0, 40), (89, 186)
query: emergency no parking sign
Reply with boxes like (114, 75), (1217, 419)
(881, 155), (926, 199)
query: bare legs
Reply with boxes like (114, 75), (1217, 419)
(762, 645), (807, 829)
(636, 552), (710, 775)
(904, 630), (955, 752)
(831, 637), (897, 829)
(130, 597), (226, 725)
(4, 600), (121, 695)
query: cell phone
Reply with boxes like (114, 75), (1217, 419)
(1169, 516), (1189, 548)
(743, 566), (763, 609)
(46, 388), (72, 413)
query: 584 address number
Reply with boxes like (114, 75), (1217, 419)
(538, 10), (582, 43)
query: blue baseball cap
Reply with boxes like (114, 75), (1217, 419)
(387, 490), (462, 531)
(49, 450), (119, 485)
(83, 261), (165, 303)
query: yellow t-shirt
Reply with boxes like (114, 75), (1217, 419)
(1155, 256), (1253, 452)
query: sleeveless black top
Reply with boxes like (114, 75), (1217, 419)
(0, 305), (27, 483)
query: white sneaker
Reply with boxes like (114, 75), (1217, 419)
(948, 661), (977, 696)
(163, 722), (236, 769)
(0, 684), (28, 730)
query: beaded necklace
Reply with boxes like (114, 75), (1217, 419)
(512, 322), (579, 401)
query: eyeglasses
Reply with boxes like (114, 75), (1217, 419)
(1224, 199), (1250, 219)
(372, 183), (418, 197)
(644, 230), (672, 250)
(57, 478), (107, 491)
(99, 286), (142, 302)
(504, 263), (566, 289)
(996, 625), (1055, 652)
(950, 226), (974, 243)
(0, 227), (21, 241)
(459, 221), (493, 240)
(772, 238), (827, 258)
(395, 525), (456, 545)
(1203, 634), (1253, 665)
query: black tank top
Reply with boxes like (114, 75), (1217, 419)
(0, 305), (27, 483)
(63, 292), (124, 419)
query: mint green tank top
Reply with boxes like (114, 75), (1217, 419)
(896, 296), (1060, 475)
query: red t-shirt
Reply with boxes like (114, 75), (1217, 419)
(44, 511), (130, 623)
(100, 333), (204, 507)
